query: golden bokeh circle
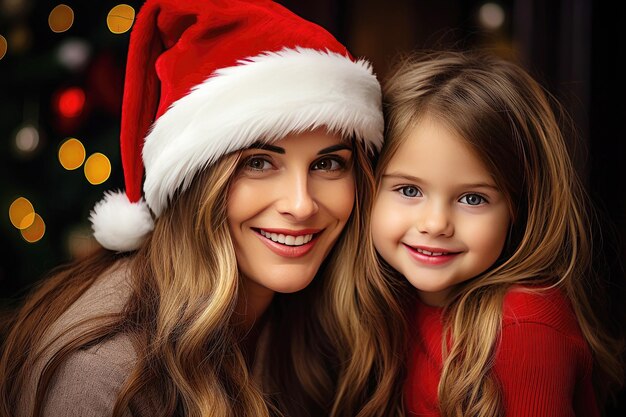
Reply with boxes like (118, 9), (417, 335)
(21, 213), (46, 243)
(0, 35), (7, 60)
(49, 4), (74, 33)
(107, 5), (136, 34)
(84, 153), (111, 185)
(58, 138), (86, 170)
(9, 197), (35, 230)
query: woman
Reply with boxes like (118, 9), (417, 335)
(0, 1), (406, 416)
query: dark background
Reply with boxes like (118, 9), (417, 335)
(1, 0), (624, 414)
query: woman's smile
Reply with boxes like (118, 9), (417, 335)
(255, 227), (322, 257)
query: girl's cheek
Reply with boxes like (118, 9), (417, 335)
(371, 196), (399, 247)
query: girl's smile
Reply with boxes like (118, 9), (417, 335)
(402, 244), (462, 266)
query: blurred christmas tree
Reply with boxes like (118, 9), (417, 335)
(0, 1), (142, 305)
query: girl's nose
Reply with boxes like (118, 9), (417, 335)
(416, 201), (454, 237)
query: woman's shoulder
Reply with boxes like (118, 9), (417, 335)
(17, 329), (139, 417)
(37, 333), (137, 417)
(42, 256), (136, 363)
(17, 258), (138, 417)
(71, 257), (134, 308)
(51, 258), (133, 331)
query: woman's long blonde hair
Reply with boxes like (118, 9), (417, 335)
(0, 138), (407, 417)
(378, 50), (624, 417)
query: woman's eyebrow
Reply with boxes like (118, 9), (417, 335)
(246, 142), (352, 155)
(248, 142), (285, 154)
(317, 144), (352, 154)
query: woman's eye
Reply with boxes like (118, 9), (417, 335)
(398, 186), (420, 198)
(312, 157), (345, 171)
(459, 193), (486, 206)
(244, 156), (272, 171)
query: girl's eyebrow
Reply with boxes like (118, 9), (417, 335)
(383, 172), (499, 190)
(382, 172), (421, 182)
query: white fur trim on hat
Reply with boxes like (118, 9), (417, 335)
(143, 47), (383, 216)
(89, 190), (154, 252)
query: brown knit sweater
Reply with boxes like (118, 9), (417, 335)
(18, 260), (138, 417)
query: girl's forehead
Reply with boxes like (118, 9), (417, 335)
(382, 120), (496, 186)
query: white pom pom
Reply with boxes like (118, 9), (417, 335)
(89, 190), (154, 252)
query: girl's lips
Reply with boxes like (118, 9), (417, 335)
(403, 243), (461, 266)
(254, 228), (321, 258)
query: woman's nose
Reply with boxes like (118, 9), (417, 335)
(274, 170), (319, 221)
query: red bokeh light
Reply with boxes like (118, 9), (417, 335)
(55, 87), (85, 118)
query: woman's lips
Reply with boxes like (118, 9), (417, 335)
(254, 228), (322, 258)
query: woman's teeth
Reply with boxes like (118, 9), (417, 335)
(259, 230), (314, 246)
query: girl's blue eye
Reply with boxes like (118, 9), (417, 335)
(399, 186), (420, 198)
(312, 157), (345, 171)
(460, 193), (486, 205)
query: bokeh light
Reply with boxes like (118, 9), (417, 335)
(7, 24), (32, 54)
(55, 87), (85, 118)
(49, 4), (74, 33)
(57, 38), (91, 71)
(84, 153), (111, 185)
(58, 137), (86, 170)
(15, 125), (40, 153)
(67, 226), (100, 259)
(9, 197), (35, 230)
(0, 35), (7, 60)
(478, 3), (505, 30)
(107, 4), (136, 34)
(20, 213), (46, 243)
(1, 0), (30, 17)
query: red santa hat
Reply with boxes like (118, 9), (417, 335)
(90, 0), (383, 252)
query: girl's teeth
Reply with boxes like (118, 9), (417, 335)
(259, 230), (314, 246)
(417, 248), (446, 256)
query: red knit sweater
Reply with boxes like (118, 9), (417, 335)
(404, 287), (599, 417)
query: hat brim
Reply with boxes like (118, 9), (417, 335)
(142, 47), (383, 216)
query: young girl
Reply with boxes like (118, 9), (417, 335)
(0, 1), (406, 416)
(371, 50), (624, 416)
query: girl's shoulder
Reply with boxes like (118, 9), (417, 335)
(502, 285), (581, 338)
(495, 286), (597, 416)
